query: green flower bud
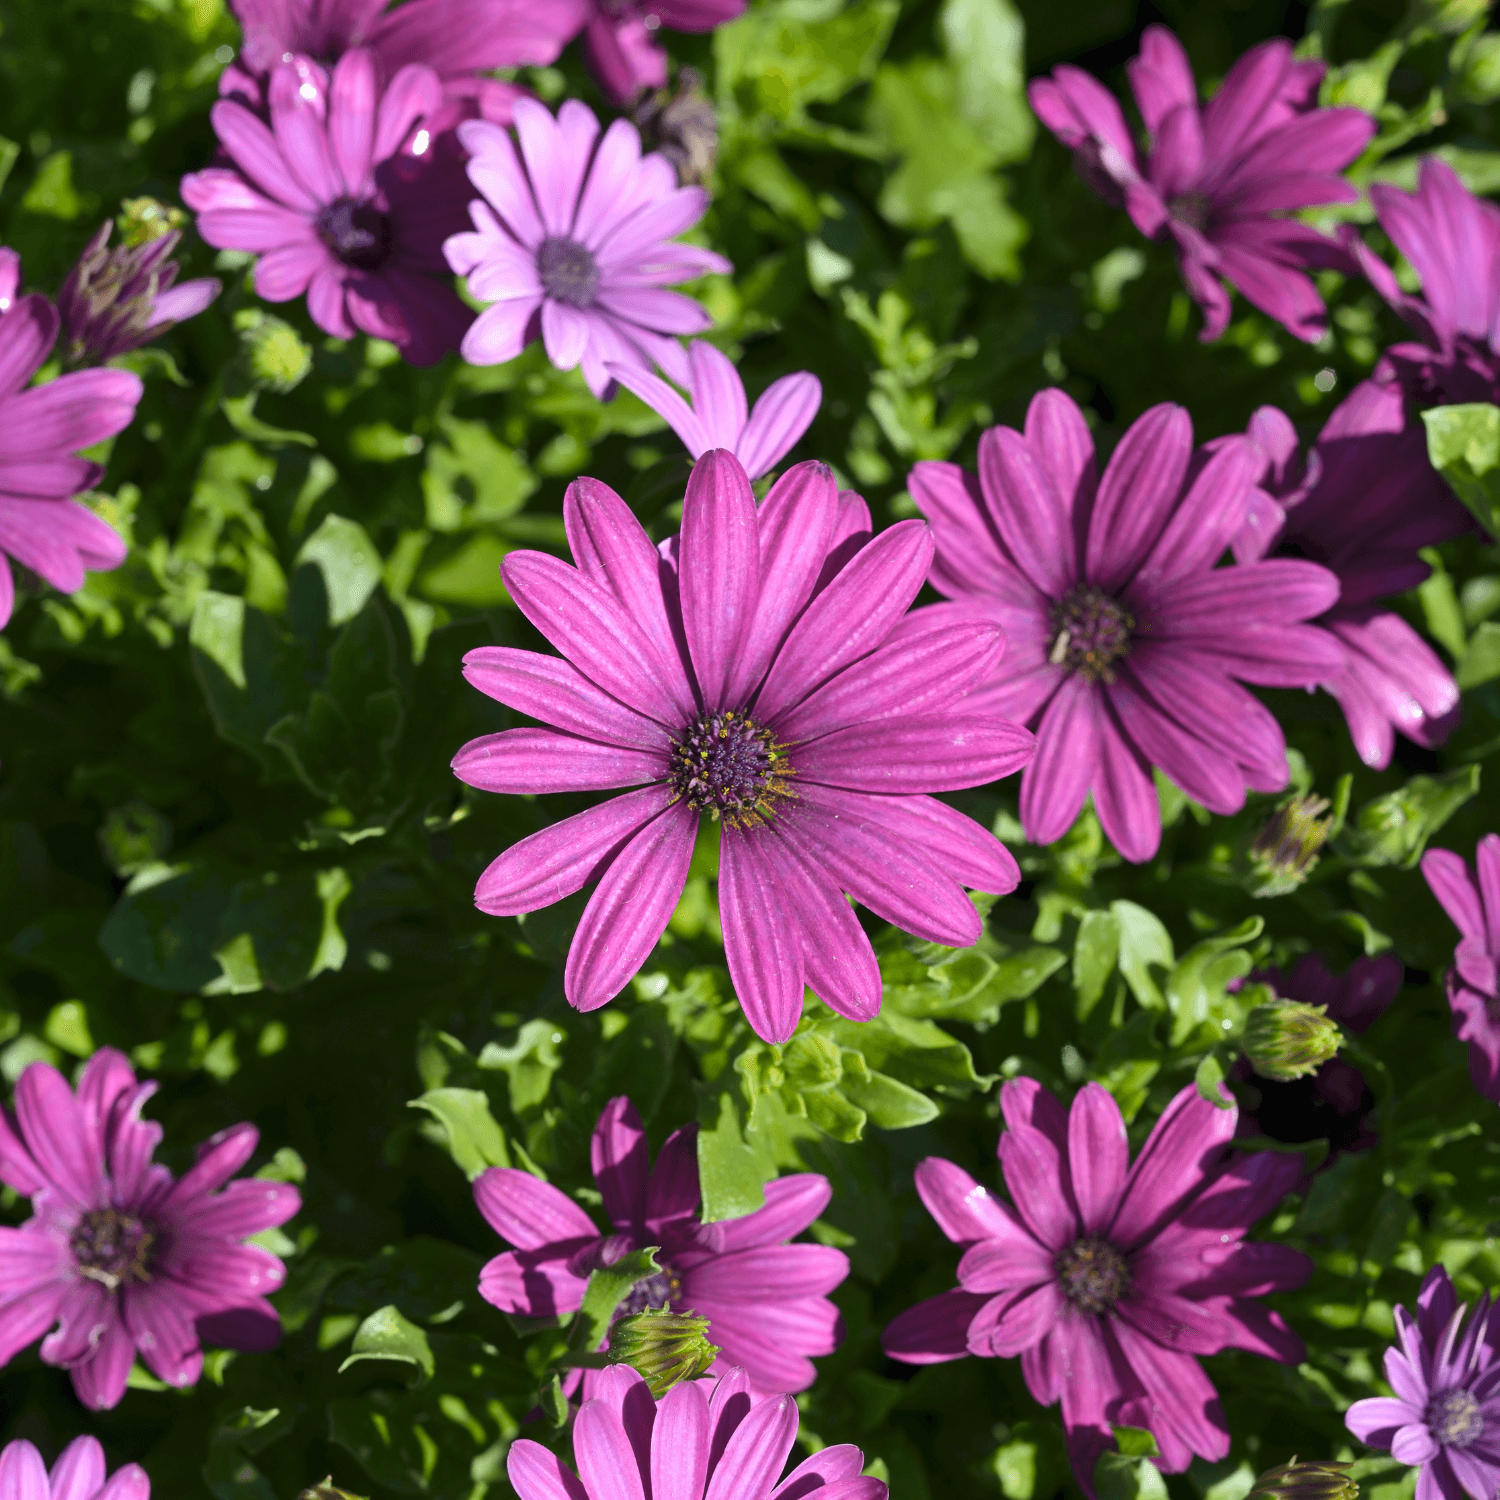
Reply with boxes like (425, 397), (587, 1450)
(1242, 999), (1341, 1082)
(606, 1308), (720, 1398)
(1247, 1458), (1358, 1500)
(117, 197), (187, 247)
(238, 312), (313, 393)
(1247, 794), (1332, 897)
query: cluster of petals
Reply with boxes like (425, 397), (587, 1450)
(453, 450), (1033, 1040)
(882, 1078), (1311, 1492)
(1030, 26), (1372, 342)
(580, 2), (748, 105)
(474, 1096), (847, 1396)
(184, 48), (475, 366)
(909, 387), (1341, 864)
(0, 1048), (300, 1410)
(1421, 835), (1500, 1104)
(0, 250), (141, 629)
(0, 1437), (146, 1500)
(1345, 1265), (1500, 1500)
(445, 98), (731, 398)
(507, 1364), (885, 1500)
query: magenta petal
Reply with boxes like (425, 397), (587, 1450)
(683, 1244), (849, 1303)
(882, 1287), (989, 1364)
(575, 1398), (648, 1500)
(1085, 404), (1193, 593)
(998, 1122), (1080, 1250)
(1128, 25), (1197, 134)
(473, 1166), (599, 1249)
(592, 1097), (649, 1231)
(479, 1248), (590, 1317)
(1066, 1083), (1129, 1236)
(1423, 848), (1484, 939)
(14, 1062), (101, 1205)
(0, 1440), (48, 1500)
(452, 729), (662, 794)
(1019, 674), (1098, 846)
(719, 828), (806, 1044)
(0, 298), (58, 398)
(795, 713), (1035, 793)
(1091, 696), (1162, 864)
(915, 1157), (1028, 1248)
(738, 372), (821, 480)
(697, 1175), (831, 1254)
(966, 1280), (1062, 1357)
(652, 1380), (711, 1500)
(509, 1440), (591, 1500)
(977, 424), (1077, 599)
(770, 1447), (863, 1500)
(48, 1438), (106, 1500)
(703, 1392), (799, 1500)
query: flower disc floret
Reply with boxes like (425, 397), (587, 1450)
(71, 1209), (155, 1290)
(1054, 1236), (1130, 1314)
(1427, 1388), (1482, 1448)
(670, 710), (790, 824)
(536, 236), (601, 308)
(314, 197), (392, 270)
(1048, 585), (1134, 681)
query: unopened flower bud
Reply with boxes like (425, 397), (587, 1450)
(1243, 999), (1341, 1082)
(606, 1308), (719, 1397)
(117, 197), (187, 247)
(633, 68), (717, 187)
(298, 1480), (368, 1500)
(239, 311), (313, 393)
(1247, 794), (1332, 897)
(1248, 1458), (1358, 1500)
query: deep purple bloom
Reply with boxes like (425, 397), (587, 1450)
(0, 1048), (300, 1410)
(608, 340), (821, 479)
(474, 1097), (848, 1396)
(183, 48), (474, 366)
(1421, 836), (1500, 1105)
(882, 1079), (1312, 1492)
(1346, 1265), (1500, 1500)
(0, 1437), (146, 1500)
(1029, 26), (1373, 342)
(0, 252), (142, 630)
(508, 1365), (886, 1500)
(453, 451), (1032, 1039)
(909, 388), (1342, 863)
(580, 2), (748, 106)
(446, 98), (731, 398)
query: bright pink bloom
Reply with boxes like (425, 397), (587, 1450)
(1422, 835), (1500, 1105)
(581, 2), (747, 106)
(882, 1079), (1312, 1493)
(507, 1365), (885, 1500)
(0, 1437), (147, 1500)
(608, 341), (820, 480)
(474, 1097), (848, 1395)
(446, 98), (731, 398)
(0, 1048), (300, 1410)
(453, 451), (1032, 1039)
(1030, 26), (1372, 342)
(909, 388), (1342, 864)
(183, 48), (474, 366)
(0, 251), (141, 629)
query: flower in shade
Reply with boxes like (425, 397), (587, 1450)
(882, 1078), (1312, 1492)
(57, 222), (221, 367)
(1029, 26), (1373, 342)
(182, 49), (474, 366)
(473, 1097), (848, 1395)
(1345, 1265), (1500, 1500)
(507, 1364), (886, 1500)
(908, 387), (1342, 864)
(0, 252), (142, 630)
(1421, 835), (1500, 1104)
(0, 1047), (300, 1410)
(608, 340), (821, 479)
(580, 2), (748, 107)
(1232, 399), (1464, 770)
(0, 1437), (147, 1500)
(453, 451), (1032, 1039)
(445, 98), (731, 398)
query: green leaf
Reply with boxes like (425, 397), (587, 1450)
(1073, 908), (1120, 1019)
(296, 515), (384, 627)
(1336, 766), (1481, 867)
(1165, 918), (1262, 1047)
(1423, 403), (1500, 537)
(938, 0), (1035, 161)
(478, 1020), (566, 1117)
(695, 1084), (770, 1223)
(571, 1247), (661, 1354)
(1095, 1428), (1168, 1500)
(339, 1305), (435, 1384)
(409, 1088), (511, 1179)
(204, 1407), (292, 1500)
(1110, 901), (1175, 1010)
(1457, 620), (1500, 689)
(1194, 1052), (1232, 1108)
(221, 393), (315, 448)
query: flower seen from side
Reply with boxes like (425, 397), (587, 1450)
(1029, 26), (1373, 342)
(0, 1047), (300, 1410)
(909, 387), (1342, 864)
(446, 98), (731, 398)
(580, 2), (748, 106)
(473, 1096), (848, 1395)
(1248, 1459), (1359, 1500)
(0, 1437), (147, 1500)
(453, 450), (1033, 1039)
(882, 1078), (1312, 1492)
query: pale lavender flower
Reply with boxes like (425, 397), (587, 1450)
(0, 1437), (146, 1500)
(580, 2), (747, 106)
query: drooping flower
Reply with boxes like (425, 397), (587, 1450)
(1345, 1265), (1500, 1500)
(579, 2), (748, 107)
(454, 451), (1032, 1039)
(507, 1364), (886, 1500)
(0, 1047), (301, 1410)
(445, 98), (731, 398)
(57, 221), (221, 367)
(908, 387), (1341, 864)
(608, 340), (820, 479)
(1029, 26), (1373, 342)
(473, 1097), (848, 1395)
(1233, 399), (1464, 770)
(183, 48), (474, 366)
(1421, 835), (1500, 1104)
(0, 1437), (147, 1500)
(882, 1079), (1312, 1492)
(0, 253), (142, 630)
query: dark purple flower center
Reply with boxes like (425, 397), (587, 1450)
(1169, 192), (1211, 232)
(314, 196), (391, 270)
(670, 711), (791, 827)
(537, 236), (600, 309)
(71, 1207), (156, 1290)
(616, 1267), (682, 1317)
(1427, 1387), (1482, 1448)
(1055, 1237), (1130, 1314)
(1048, 585), (1134, 682)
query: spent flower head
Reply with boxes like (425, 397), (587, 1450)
(1247, 793), (1334, 897)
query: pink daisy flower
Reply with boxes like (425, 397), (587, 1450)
(0, 1437), (146, 1500)
(579, 2), (748, 106)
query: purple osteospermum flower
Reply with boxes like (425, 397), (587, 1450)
(0, 1047), (301, 1410)
(882, 1078), (1312, 1492)
(908, 387), (1342, 864)
(508, 1365), (886, 1500)
(1029, 26), (1373, 343)
(474, 1097), (848, 1395)
(453, 451), (1032, 1040)
(1346, 1265), (1500, 1500)
(182, 48), (474, 366)
(1421, 835), (1500, 1105)
(580, 2), (748, 106)
(444, 97), (731, 398)
(0, 1437), (147, 1500)
(607, 340), (821, 480)
(0, 253), (142, 630)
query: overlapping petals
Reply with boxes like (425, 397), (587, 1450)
(0, 1437), (149, 1500)
(580, 1), (748, 105)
